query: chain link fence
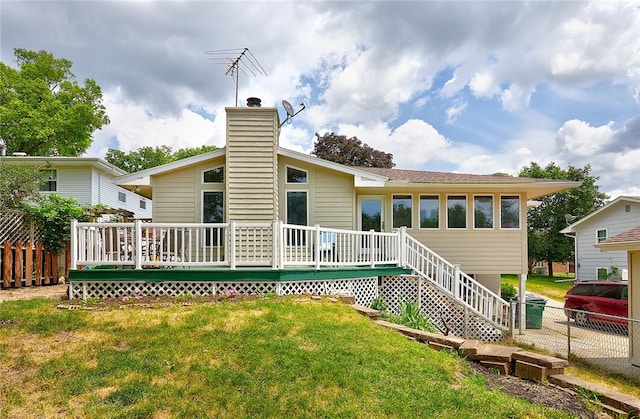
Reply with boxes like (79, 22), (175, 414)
(511, 299), (639, 380)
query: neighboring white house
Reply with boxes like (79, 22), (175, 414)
(561, 196), (640, 281)
(0, 156), (152, 219)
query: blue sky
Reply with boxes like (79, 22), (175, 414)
(2, 1), (639, 197)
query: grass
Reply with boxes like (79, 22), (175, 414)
(501, 273), (640, 398)
(501, 273), (574, 301)
(0, 296), (576, 418)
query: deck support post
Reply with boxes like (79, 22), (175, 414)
(272, 220), (280, 270)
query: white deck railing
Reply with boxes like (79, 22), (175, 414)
(403, 234), (510, 329)
(70, 220), (508, 328)
(70, 220), (401, 270)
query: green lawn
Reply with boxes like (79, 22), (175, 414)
(0, 296), (575, 418)
(501, 273), (575, 301)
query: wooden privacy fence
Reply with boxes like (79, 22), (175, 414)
(0, 210), (68, 288)
(1, 241), (69, 288)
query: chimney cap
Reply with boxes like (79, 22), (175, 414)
(246, 97), (262, 107)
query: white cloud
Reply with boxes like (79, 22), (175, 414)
(2, 0), (639, 197)
(555, 120), (614, 157)
(87, 87), (222, 157)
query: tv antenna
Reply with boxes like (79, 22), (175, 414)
(279, 100), (306, 127)
(205, 47), (267, 106)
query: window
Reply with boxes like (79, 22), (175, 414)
(203, 166), (224, 183)
(139, 200), (146, 210)
(286, 191), (308, 225)
(474, 196), (493, 229)
(286, 166), (308, 184)
(39, 169), (57, 192)
(393, 195), (412, 228)
(118, 191), (126, 203)
(500, 196), (520, 229)
(203, 191), (224, 245)
(447, 196), (466, 229)
(419, 195), (439, 228)
(596, 229), (607, 243)
(625, 204), (631, 213)
(287, 191), (308, 245)
(597, 267), (608, 280)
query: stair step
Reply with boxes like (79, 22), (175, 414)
(469, 344), (521, 362)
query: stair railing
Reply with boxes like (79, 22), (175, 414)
(401, 229), (510, 329)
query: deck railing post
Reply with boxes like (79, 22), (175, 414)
(134, 220), (142, 270)
(369, 229), (375, 268)
(278, 221), (285, 270)
(272, 220), (279, 270)
(453, 264), (461, 300)
(70, 219), (78, 270)
(229, 221), (236, 270)
(399, 227), (407, 268)
(314, 225), (321, 270)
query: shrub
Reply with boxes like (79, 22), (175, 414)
(501, 282), (518, 300)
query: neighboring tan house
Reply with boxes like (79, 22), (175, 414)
(595, 226), (640, 366)
(115, 100), (579, 296)
(0, 156), (152, 219)
(561, 196), (640, 282)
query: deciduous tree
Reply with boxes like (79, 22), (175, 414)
(0, 162), (43, 208)
(0, 48), (109, 156)
(312, 132), (394, 168)
(105, 145), (218, 173)
(519, 162), (609, 276)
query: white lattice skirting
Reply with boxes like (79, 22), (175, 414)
(379, 275), (505, 342)
(69, 277), (379, 306)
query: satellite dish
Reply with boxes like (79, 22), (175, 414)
(282, 100), (295, 117)
(279, 99), (306, 127)
(565, 214), (577, 224)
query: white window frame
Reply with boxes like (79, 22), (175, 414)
(473, 195), (494, 230)
(202, 166), (224, 184)
(419, 195), (440, 230)
(118, 191), (127, 203)
(596, 229), (608, 243)
(446, 195), (467, 230)
(39, 169), (58, 192)
(285, 165), (308, 184)
(596, 267), (608, 280)
(392, 194), (413, 229)
(285, 190), (309, 225)
(202, 190), (225, 246)
(500, 195), (521, 230)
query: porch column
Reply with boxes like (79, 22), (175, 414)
(518, 273), (526, 334)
